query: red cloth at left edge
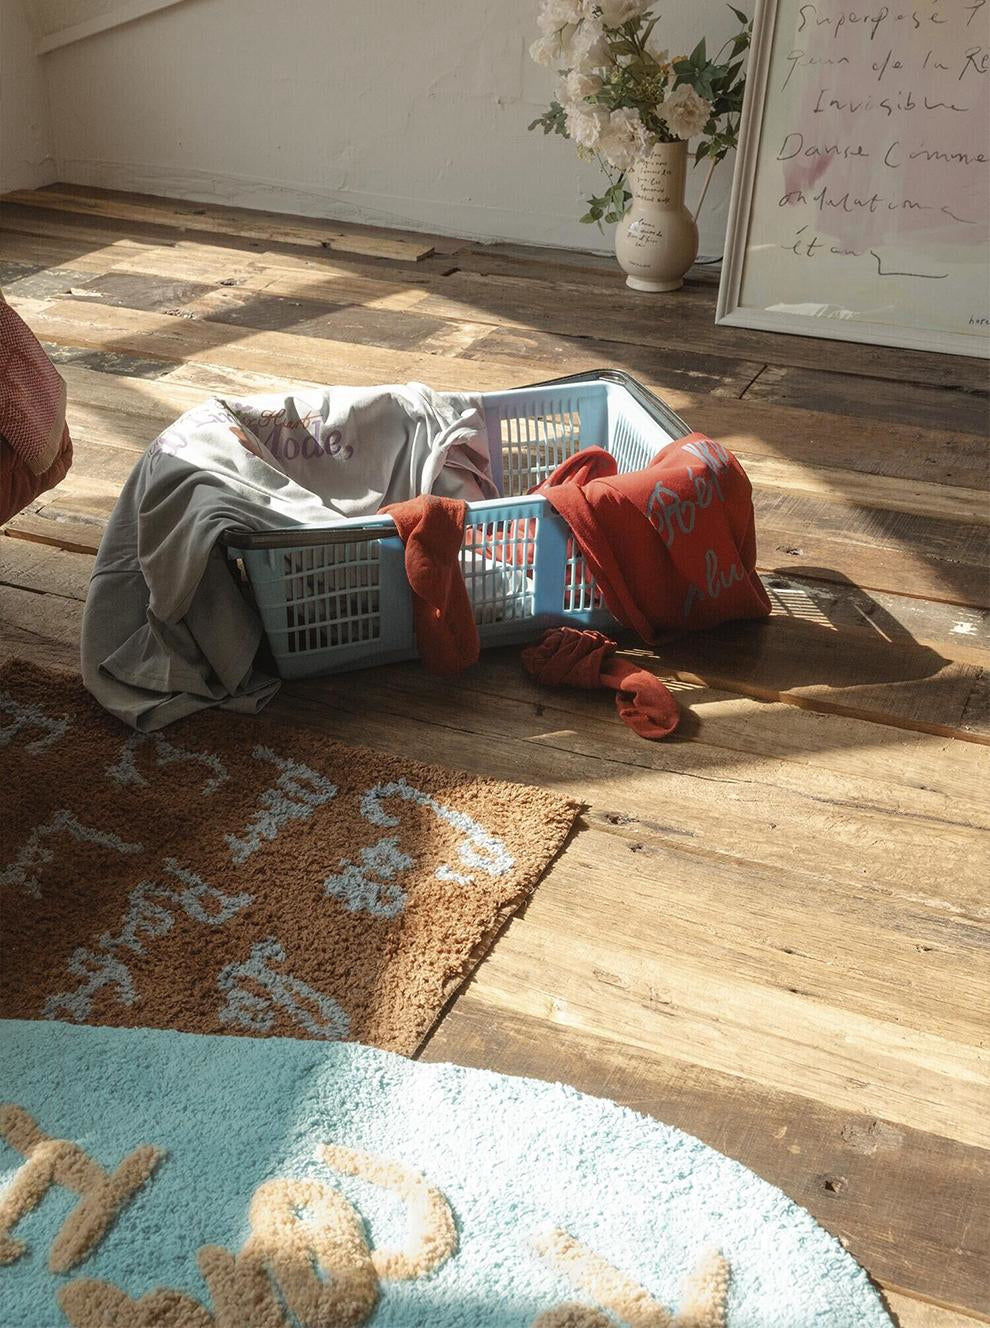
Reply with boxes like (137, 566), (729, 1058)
(384, 495), (480, 674)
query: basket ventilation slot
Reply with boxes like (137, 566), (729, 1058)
(563, 537), (604, 613)
(282, 543), (382, 653)
(499, 405), (581, 497)
(461, 518), (537, 626)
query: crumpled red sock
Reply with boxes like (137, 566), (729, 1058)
(521, 626), (679, 740)
(385, 495), (480, 674)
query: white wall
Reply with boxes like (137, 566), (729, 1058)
(41, 0), (739, 256)
(0, 0), (57, 191)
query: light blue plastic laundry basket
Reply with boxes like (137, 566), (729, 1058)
(224, 371), (690, 678)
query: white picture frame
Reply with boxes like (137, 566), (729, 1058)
(716, 0), (990, 359)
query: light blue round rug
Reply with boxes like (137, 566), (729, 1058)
(1, 1020), (894, 1327)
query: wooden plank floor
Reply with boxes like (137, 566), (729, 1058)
(2, 184), (988, 1327)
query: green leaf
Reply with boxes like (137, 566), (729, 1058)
(695, 140), (710, 162)
(690, 37), (707, 63)
(728, 4), (749, 23)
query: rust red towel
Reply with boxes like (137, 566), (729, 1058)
(536, 434), (771, 639)
(523, 627), (679, 740)
(385, 495), (480, 674)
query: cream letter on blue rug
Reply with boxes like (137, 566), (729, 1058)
(1, 1020), (894, 1327)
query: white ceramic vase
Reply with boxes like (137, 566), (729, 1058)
(614, 139), (699, 292)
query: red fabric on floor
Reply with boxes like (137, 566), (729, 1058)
(385, 495), (480, 674)
(522, 626), (679, 740)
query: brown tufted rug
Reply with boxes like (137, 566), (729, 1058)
(0, 660), (577, 1053)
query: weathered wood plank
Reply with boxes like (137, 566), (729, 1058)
(422, 1000), (990, 1317)
(760, 573), (990, 662)
(62, 254), (764, 397)
(465, 326), (989, 491)
(281, 668), (990, 917)
(63, 270), (216, 314)
(0, 536), (93, 600)
(177, 284), (481, 352)
(0, 582), (85, 663)
(59, 236), (988, 414)
(11, 186), (987, 390)
(36, 182), (471, 257)
(94, 240), (443, 304)
(0, 258), (109, 302)
(267, 681), (989, 1148)
(20, 298), (553, 393)
(744, 363), (990, 438)
(417, 270), (990, 393)
(759, 525), (989, 611)
(0, 226), (160, 276)
(0, 204), (175, 250)
(2, 511), (103, 555)
(67, 263), (436, 319)
(50, 314), (989, 502)
(649, 616), (989, 742)
(755, 490), (990, 610)
(452, 241), (635, 285)
(883, 1294), (989, 1327)
(36, 242), (990, 502)
(743, 455), (989, 526)
(3, 187), (436, 263)
(56, 358), (306, 429)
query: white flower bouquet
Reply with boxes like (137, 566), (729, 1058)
(529, 0), (750, 225)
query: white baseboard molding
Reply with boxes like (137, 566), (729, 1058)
(34, 0), (193, 55)
(53, 156), (619, 256)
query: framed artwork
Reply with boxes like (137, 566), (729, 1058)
(716, 0), (990, 358)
